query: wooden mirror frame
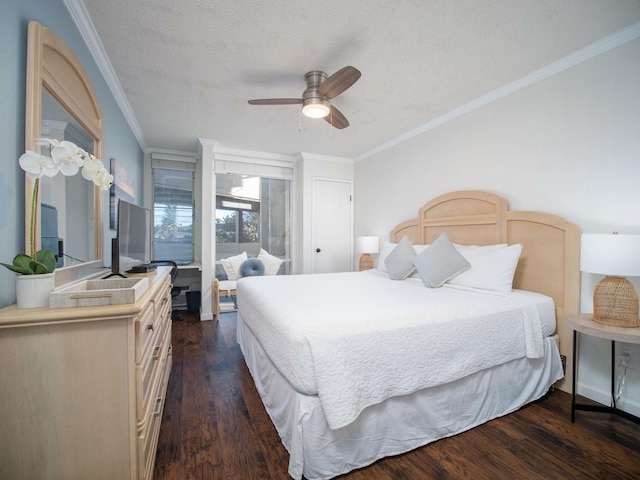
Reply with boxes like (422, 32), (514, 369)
(25, 21), (105, 284)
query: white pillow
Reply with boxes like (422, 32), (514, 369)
(376, 242), (397, 272)
(220, 252), (247, 281)
(257, 248), (284, 275)
(413, 244), (429, 254)
(448, 243), (523, 293)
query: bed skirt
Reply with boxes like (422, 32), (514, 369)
(237, 312), (564, 480)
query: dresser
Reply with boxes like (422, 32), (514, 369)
(0, 267), (173, 480)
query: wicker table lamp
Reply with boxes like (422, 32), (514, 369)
(357, 236), (379, 271)
(581, 233), (640, 328)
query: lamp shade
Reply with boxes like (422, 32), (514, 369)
(356, 236), (379, 254)
(580, 233), (640, 276)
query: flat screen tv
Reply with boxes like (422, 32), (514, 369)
(110, 199), (154, 276)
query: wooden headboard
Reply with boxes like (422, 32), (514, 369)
(390, 190), (580, 392)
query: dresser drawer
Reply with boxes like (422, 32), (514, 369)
(157, 282), (171, 321)
(136, 276), (170, 363)
(137, 302), (156, 363)
(138, 333), (162, 425)
(138, 329), (172, 480)
(138, 313), (171, 423)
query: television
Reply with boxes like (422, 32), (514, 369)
(110, 199), (154, 276)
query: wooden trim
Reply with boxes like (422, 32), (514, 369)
(25, 21), (104, 261)
(390, 219), (419, 243)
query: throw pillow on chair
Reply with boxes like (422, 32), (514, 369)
(240, 258), (265, 277)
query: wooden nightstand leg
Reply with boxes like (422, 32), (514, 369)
(571, 329), (578, 423)
(611, 340), (617, 410)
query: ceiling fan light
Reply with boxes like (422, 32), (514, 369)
(302, 98), (331, 118)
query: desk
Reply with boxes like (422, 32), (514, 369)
(565, 314), (640, 425)
(173, 264), (201, 310)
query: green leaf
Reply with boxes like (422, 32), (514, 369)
(9, 254), (35, 274)
(1, 251), (56, 275)
(35, 250), (56, 273)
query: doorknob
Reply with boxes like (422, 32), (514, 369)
(316, 248), (321, 253)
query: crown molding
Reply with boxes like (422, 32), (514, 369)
(63, 0), (147, 151)
(297, 152), (354, 164)
(355, 20), (640, 162)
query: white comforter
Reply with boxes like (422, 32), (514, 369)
(237, 270), (547, 430)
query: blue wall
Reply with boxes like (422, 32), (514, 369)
(0, 0), (143, 307)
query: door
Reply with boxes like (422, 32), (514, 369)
(312, 178), (353, 273)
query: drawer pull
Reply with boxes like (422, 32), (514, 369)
(162, 297), (169, 305)
(69, 293), (112, 300)
(152, 345), (161, 360)
(146, 323), (154, 331)
(153, 397), (163, 417)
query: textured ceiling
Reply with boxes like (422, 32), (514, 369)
(79, 0), (640, 158)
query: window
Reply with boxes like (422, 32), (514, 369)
(216, 195), (260, 244)
(215, 174), (290, 273)
(152, 167), (194, 263)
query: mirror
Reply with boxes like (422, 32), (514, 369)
(25, 21), (105, 285)
(41, 88), (96, 266)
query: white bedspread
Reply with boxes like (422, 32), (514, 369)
(237, 270), (548, 430)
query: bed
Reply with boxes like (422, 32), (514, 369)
(236, 190), (580, 480)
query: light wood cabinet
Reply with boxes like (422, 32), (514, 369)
(0, 267), (173, 480)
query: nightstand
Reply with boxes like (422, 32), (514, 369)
(565, 313), (640, 425)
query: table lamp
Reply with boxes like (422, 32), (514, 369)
(357, 236), (379, 271)
(580, 233), (640, 328)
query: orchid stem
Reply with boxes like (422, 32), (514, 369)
(30, 178), (39, 262)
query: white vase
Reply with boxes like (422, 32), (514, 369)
(16, 272), (55, 308)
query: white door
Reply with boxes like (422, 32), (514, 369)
(312, 178), (353, 273)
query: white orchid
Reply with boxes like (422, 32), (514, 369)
(51, 141), (85, 176)
(18, 150), (58, 179)
(83, 156), (114, 189)
(2, 139), (113, 275)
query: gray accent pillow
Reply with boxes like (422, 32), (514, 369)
(385, 236), (416, 280)
(412, 232), (471, 288)
(240, 258), (265, 277)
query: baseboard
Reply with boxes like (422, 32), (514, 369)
(577, 381), (640, 417)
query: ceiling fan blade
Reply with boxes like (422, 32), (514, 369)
(248, 98), (303, 105)
(324, 105), (349, 129)
(317, 66), (361, 100)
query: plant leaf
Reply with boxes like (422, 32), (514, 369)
(11, 254), (36, 274)
(36, 250), (56, 273)
(0, 260), (31, 274)
(0, 251), (56, 275)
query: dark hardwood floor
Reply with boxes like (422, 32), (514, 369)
(154, 312), (640, 480)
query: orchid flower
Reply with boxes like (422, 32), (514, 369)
(51, 141), (85, 176)
(18, 150), (59, 179)
(2, 139), (113, 275)
(81, 154), (113, 189)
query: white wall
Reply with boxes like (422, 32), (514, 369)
(297, 153), (354, 273)
(354, 38), (640, 415)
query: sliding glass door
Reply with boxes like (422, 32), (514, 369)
(215, 174), (291, 274)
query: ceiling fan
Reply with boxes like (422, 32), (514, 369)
(248, 66), (361, 129)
